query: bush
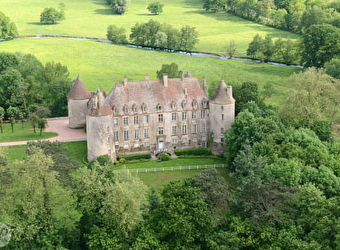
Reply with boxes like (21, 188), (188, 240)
(117, 153), (151, 161)
(174, 148), (211, 156)
(158, 152), (170, 161)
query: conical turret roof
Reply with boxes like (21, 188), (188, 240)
(67, 77), (91, 100)
(210, 80), (234, 104)
(88, 90), (113, 116)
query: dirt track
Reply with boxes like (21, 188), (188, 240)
(0, 117), (86, 147)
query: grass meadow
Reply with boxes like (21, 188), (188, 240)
(2, 0), (299, 55)
(0, 123), (57, 143)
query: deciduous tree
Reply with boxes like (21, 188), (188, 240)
(107, 25), (128, 44)
(147, 1), (164, 15)
(0, 11), (18, 39)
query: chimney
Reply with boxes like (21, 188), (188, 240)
(163, 73), (168, 87)
(124, 76), (128, 86)
(227, 86), (233, 98)
(144, 73), (149, 81)
(202, 76), (208, 95)
(184, 88), (188, 97)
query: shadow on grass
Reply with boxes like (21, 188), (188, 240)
(92, 0), (108, 6)
(94, 8), (114, 15)
(27, 22), (51, 25)
(136, 14), (156, 16)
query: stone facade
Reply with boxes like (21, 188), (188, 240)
(67, 73), (235, 161)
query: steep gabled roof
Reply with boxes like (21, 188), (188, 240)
(88, 90), (113, 116)
(210, 80), (235, 104)
(67, 77), (91, 100)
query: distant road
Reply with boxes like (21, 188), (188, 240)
(0, 117), (86, 147)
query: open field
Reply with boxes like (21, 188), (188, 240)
(0, 123), (57, 143)
(2, 0), (299, 55)
(0, 38), (302, 105)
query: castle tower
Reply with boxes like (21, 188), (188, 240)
(86, 90), (116, 161)
(67, 77), (91, 128)
(209, 80), (235, 154)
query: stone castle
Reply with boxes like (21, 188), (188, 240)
(67, 73), (235, 161)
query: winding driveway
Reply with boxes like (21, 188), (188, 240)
(0, 117), (86, 147)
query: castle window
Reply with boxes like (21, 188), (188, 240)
(172, 126), (177, 135)
(182, 112), (187, 120)
(144, 128), (149, 138)
(124, 130), (129, 140)
(134, 129), (139, 139)
(114, 118), (118, 127)
(172, 139), (178, 144)
(108, 137), (110, 143)
(201, 110), (206, 118)
(221, 138), (224, 143)
(123, 105), (129, 114)
(115, 145), (119, 150)
(202, 101), (208, 109)
(222, 114), (224, 120)
(182, 124), (187, 134)
(202, 142), (206, 147)
(193, 137), (197, 142)
(172, 113), (177, 121)
(158, 114), (164, 122)
(158, 127), (164, 135)
(107, 126), (110, 132)
(221, 106), (224, 110)
(201, 135), (206, 141)
(201, 123), (206, 132)
(112, 106), (117, 114)
(171, 102), (177, 110)
(192, 111), (197, 119)
(221, 128), (224, 134)
(123, 117), (129, 126)
(144, 141), (150, 147)
(141, 103), (147, 112)
(192, 124), (197, 133)
(156, 104), (162, 112)
(182, 101), (187, 109)
(192, 101), (198, 109)
(134, 116), (139, 124)
(143, 115), (149, 124)
(114, 131), (119, 141)
(132, 105), (138, 113)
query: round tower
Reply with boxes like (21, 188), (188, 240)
(86, 90), (116, 162)
(67, 77), (91, 128)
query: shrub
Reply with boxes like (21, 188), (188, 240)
(117, 153), (151, 161)
(174, 148), (211, 156)
(158, 152), (170, 161)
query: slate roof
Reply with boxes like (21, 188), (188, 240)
(67, 77), (91, 100)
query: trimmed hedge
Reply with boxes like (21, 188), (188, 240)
(117, 153), (152, 161)
(174, 147), (211, 156)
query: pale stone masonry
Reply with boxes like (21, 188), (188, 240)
(67, 73), (235, 161)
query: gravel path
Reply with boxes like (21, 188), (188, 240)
(0, 117), (86, 147)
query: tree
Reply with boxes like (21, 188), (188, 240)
(107, 25), (128, 44)
(274, 38), (298, 65)
(233, 81), (264, 114)
(279, 68), (340, 126)
(300, 24), (340, 67)
(110, 0), (131, 15)
(6, 106), (19, 132)
(203, 0), (227, 12)
(246, 34), (264, 59)
(0, 148), (80, 249)
(40, 7), (64, 24)
(37, 118), (48, 136)
(0, 107), (4, 133)
(0, 52), (19, 73)
(325, 57), (340, 79)
(179, 25), (199, 52)
(0, 11), (19, 39)
(225, 40), (237, 58)
(147, 1), (164, 15)
(156, 62), (183, 79)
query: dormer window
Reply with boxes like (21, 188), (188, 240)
(141, 103), (147, 112)
(156, 104), (162, 112)
(192, 100), (198, 109)
(132, 104), (138, 113)
(182, 100), (187, 109)
(112, 105), (117, 114)
(202, 100), (208, 109)
(123, 105), (129, 114)
(170, 102), (177, 110)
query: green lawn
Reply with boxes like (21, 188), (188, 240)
(0, 38), (301, 105)
(2, 0), (299, 55)
(3, 145), (27, 163)
(0, 123), (57, 143)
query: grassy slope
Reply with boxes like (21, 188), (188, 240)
(0, 38), (301, 105)
(2, 0), (299, 55)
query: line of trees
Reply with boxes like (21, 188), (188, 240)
(107, 19), (199, 52)
(0, 11), (18, 39)
(202, 0), (340, 34)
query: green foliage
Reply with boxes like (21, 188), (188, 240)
(301, 24), (340, 67)
(107, 25), (128, 44)
(203, 0), (227, 12)
(40, 7), (64, 24)
(0, 11), (18, 39)
(174, 147), (211, 156)
(325, 57), (340, 79)
(118, 153), (151, 161)
(108, 0), (131, 15)
(233, 81), (264, 114)
(147, 1), (164, 15)
(7, 106), (19, 132)
(156, 62), (183, 79)
(158, 152), (170, 161)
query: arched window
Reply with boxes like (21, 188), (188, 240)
(132, 104), (138, 113)
(123, 105), (129, 114)
(141, 103), (147, 112)
(170, 101), (177, 110)
(192, 100), (198, 109)
(182, 100), (187, 109)
(156, 104), (162, 112)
